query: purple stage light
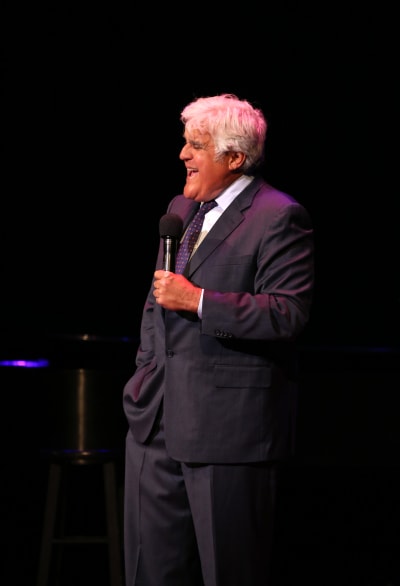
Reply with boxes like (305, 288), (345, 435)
(0, 358), (49, 368)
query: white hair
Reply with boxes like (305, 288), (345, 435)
(180, 93), (267, 172)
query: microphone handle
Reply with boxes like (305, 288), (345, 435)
(163, 237), (177, 271)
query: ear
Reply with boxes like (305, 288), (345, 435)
(228, 151), (246, 170)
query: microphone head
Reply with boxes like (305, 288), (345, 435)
(159, 213), (183, 239)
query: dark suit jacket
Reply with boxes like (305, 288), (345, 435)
(123, 175), (314, 464)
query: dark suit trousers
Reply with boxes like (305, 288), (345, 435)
(124, 413), (280, 586)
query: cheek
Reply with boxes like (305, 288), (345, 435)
(207, 165), (228, 185)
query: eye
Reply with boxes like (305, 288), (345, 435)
(182, 139), (209, 151)
(189, 141), (203, 149)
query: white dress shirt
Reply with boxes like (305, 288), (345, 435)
(196, 175), (254, 316)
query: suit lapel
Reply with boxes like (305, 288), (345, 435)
(185, 176), (264, 277)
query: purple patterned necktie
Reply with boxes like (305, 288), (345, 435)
(175, 200), (217, 274)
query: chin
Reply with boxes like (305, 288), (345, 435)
(183, 186), (198, 199)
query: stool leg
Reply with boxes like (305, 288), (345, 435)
(36, 462), (61, 586)
(104, 461), (122, 586)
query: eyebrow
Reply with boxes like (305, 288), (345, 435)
(185, 139), (210, 149)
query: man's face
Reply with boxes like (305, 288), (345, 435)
(179, 129), (238, 203)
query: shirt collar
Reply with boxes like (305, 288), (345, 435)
(214, 175), (254, 211)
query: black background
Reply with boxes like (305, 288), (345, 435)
(1, 5), (400, 586)
(2, 4), (398, 348)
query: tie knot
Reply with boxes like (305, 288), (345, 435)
(200, 200), (217, 214)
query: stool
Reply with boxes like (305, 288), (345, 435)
(36, 449), (123, 586)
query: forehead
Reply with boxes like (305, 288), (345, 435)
(183, 128), (211, 142)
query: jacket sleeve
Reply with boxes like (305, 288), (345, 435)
(201, 201), (314, 342)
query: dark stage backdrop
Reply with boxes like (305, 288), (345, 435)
(1, 5), (398, 349)
(1, 8), (399, 586)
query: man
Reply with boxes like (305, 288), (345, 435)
(123, 93), (314, 585)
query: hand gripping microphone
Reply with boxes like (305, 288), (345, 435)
(159, 213), (183, 272)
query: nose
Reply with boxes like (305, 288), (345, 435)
(179, 143), (191, 160)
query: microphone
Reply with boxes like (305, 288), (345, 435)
(159, 213), (183, 272)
